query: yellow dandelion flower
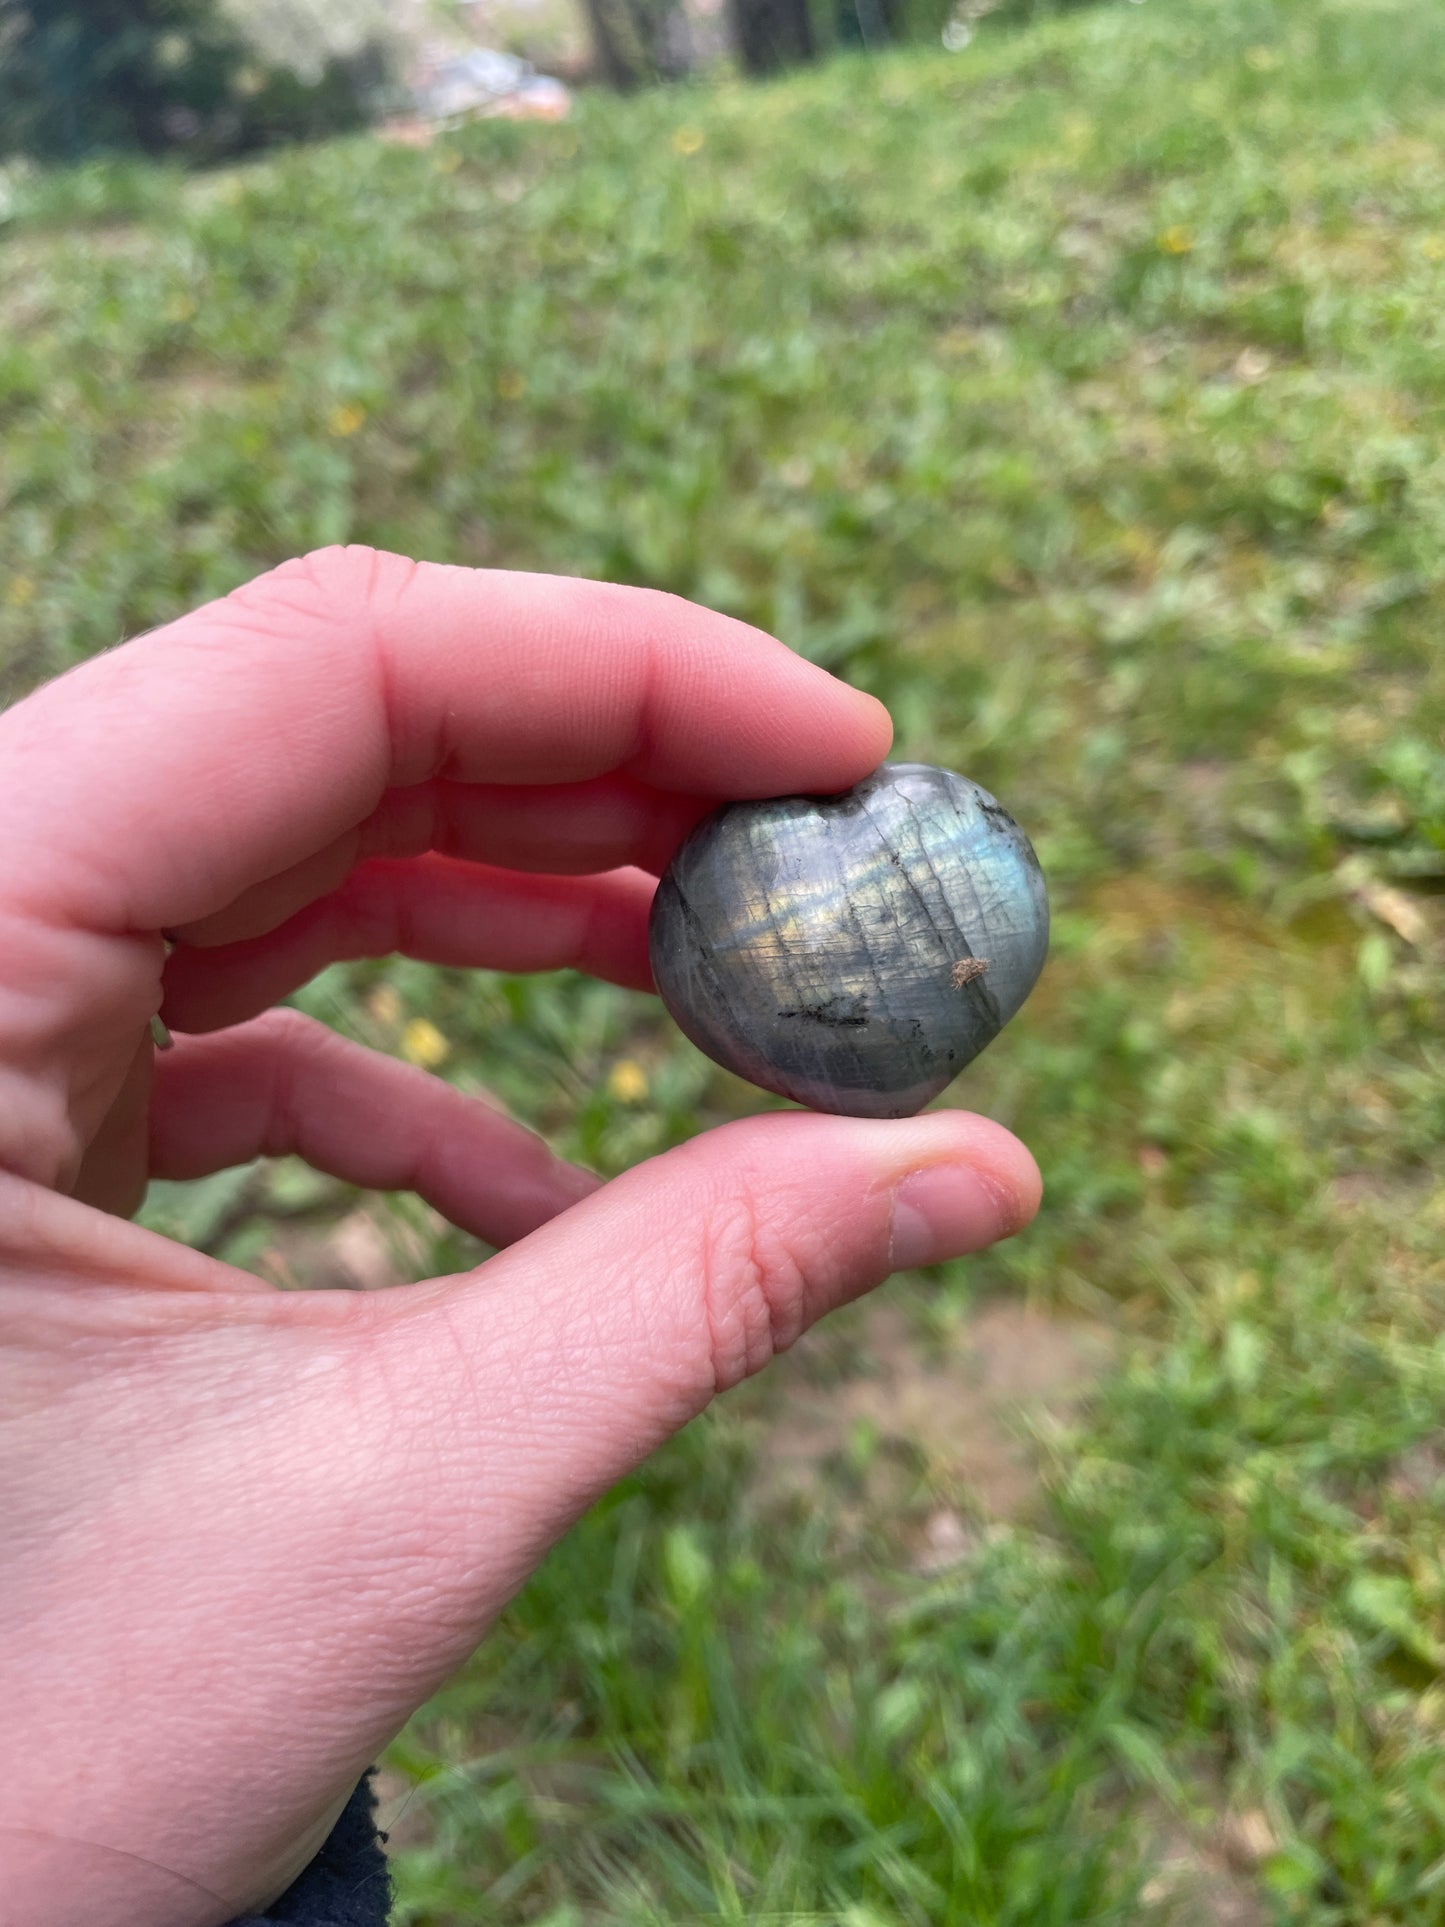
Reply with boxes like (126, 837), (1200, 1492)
(671, 125), (705, 157)
(328, 402), (366, 437)
(1157, 225), (1194, 256)
(1421, 236), (1445, 263)
(607, 1058), (648, 1103)
(495, 369), (526, 400)
(5, 575), (36, 608)
(401, 1017), (449, 1068)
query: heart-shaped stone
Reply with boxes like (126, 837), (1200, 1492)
(648, 762), (1049, 1118)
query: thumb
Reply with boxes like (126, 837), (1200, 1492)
(383, 1108), (1040, 1614)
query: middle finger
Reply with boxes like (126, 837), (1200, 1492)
(160, 855), (657, 1034)
(170, 773), (715, 950)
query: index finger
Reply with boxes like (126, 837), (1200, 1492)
(0, 546), (893, 936)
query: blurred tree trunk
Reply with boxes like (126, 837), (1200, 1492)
(834, 0), (902, 49)
(728, 0), (816, 75)
(580, 0), (689, 87)
(580, 0), (641, 87)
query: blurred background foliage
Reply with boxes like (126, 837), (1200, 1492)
(3, 0), (1445, 1919)
(0, 0), (1106, 159)
(0, 0), (397, 162)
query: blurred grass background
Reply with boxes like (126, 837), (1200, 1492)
(3, 0), (1445, 1918)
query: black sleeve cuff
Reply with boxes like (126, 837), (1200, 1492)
(223, 1771), (392, 1926)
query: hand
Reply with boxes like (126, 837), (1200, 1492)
(0, 548), (1040, 1926)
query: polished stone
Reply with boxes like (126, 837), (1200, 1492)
(648, 762), (1049, 1118)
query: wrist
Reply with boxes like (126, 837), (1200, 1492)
(2, 1779), (384, 1927)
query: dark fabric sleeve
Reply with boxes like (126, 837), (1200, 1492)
(223, 1771), (392, 1926)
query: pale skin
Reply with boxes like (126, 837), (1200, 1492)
(0, 547), (1041, 1926)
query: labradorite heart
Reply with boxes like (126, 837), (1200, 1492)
(648, 762), (1049, 1119)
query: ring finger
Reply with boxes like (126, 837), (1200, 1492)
(160, 855), (657, 1035)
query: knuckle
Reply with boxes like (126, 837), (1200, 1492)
(634, 583), (718, 643)
(574, 577), (689, 633)
(293, 543), (392, 602)
(252, 1011), (348, 1152)
(695, 1187), (813, 1394)
(252, 1005), (332, 1059)
(0, 1089), (83, 1192)
(338, 863), (405, 959)
(227, 545), (408, 627)
(247, 1008), (340, 1126)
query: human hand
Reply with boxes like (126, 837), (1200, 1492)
(0, 548), (1041, 1926)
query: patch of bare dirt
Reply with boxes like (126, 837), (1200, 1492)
(753, 1295), (1116, 1553)
(1327, 1168), (1441, 1223)
(1136, 1801), (1274, 1927)
(251, 1200), (447, 1290)
(1387, 1437), (1445, 1503)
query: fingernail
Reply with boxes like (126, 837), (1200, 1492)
(889, 1163), (1018, 1271)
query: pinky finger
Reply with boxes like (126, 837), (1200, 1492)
(148, 1009), (601, 1255)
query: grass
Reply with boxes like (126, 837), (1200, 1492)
(3, 0), (1445, 1916)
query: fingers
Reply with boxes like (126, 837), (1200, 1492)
(148, 1010), (601, 1249)
(70, 1033), (156, 1220)
(2, 548), (892, 940)
(171, 773), (710, 951)
(0, 547), (889, 1189)
(160, 856), (656, 1034)
(371, 1109), (1042, 1625)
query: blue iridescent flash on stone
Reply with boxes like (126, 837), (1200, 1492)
(648, 762), (1049, 1119)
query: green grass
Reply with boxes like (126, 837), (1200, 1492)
(4, 0), (1445, 1917)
